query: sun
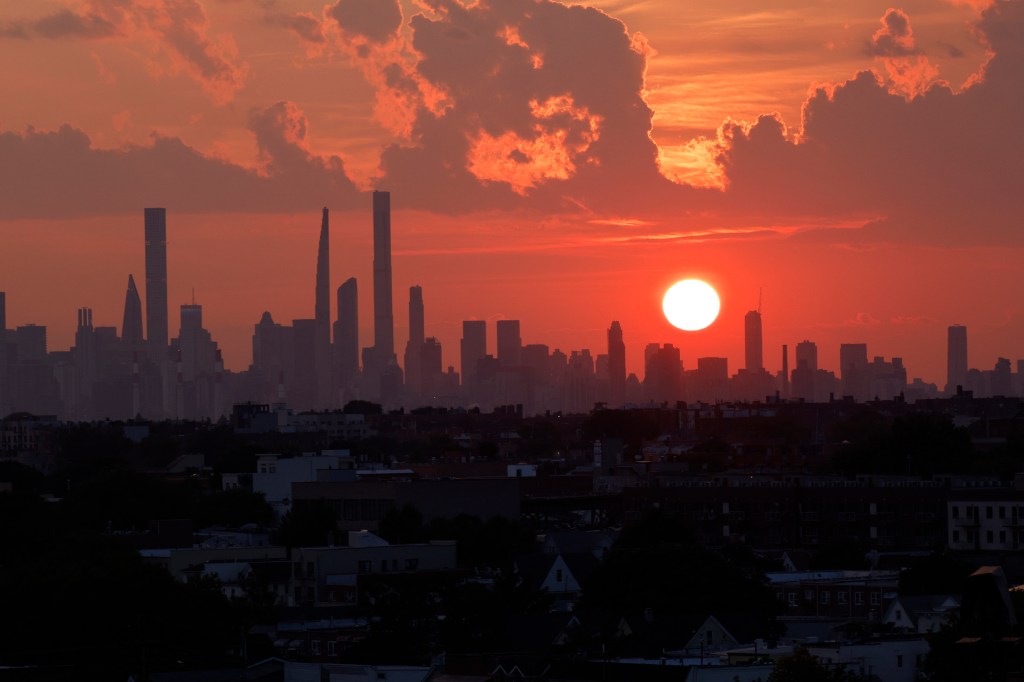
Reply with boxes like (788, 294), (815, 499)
(663, 279), (720, 331)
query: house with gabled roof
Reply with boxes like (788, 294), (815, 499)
(883, 594), (960, 633)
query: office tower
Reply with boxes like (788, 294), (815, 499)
(372, 190), (395, 359)
(121, 274), (144, 345)
(291, 319), (318, 409)
(792, 340), (818, 401)
(644, 343), (682, 403)
(607, 321), (626, 406)
(171, 303), (223, 419)
(696, 356), (729, 401)
(744, 310), (763, 372)
(0, 291), (5, 332)
(253, 311), (290, 403)
(144, 208), (168, 356)
(404, 286), (424, 393)
(947, 325), (968, 394)
(315, 207), (331, 406)
(461, 320), (487, 387)
(781, 344), (789, 397)
(420, 337), (442, 399)
(496, 319), (521, 367)
(334, 278), (359, 393)
(840, 343), (869, 401)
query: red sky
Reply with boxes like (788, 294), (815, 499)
(2, 0), (1022, 385)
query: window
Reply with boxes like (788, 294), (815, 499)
(870, 592), (880, 606)
(987, 530), (994, 544)
(327, 641), (337, 656)
(838, 592), (848, 605)
(987, 506), (994, 519)
(556, 569), (564, 583)
(381, 559), (388, 572)
(787, 593), (797, 606)
(897, 655), (903, 668)
(820, 591), (830, 604)
(706, 630), (714, 645)
(1000, 506), (1006, 519)
(294, 587), (302, 602)
(1001, 530), (1007, 544)
(953, 530), (960, 543)
(952, 505), (960, 519)
(405, 558), (419, 570)
(306, 561), (314, 577)
(804, 590), (815, 602)
(358, 560), (371, 573)
(311, 640), (320, 656)
(854, 592), (864, 606)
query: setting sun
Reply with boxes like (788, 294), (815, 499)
(663, 279), (721, 331)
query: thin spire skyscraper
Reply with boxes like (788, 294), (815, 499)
(334, 278), (359, 397)
(607, 321), (625, 406)
(121, 274), (144, 345)
(373, 190), (395, 361)
(144, 208), (168, 356)
(744, 309), (763, 372)
(315, 207), (331, 406)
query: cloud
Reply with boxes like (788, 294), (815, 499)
(330, 0), (402, 44)
(867, 8), (917, 57)
(264, 11), (325, 45)
(0, 0), (248, 104)
(0, 102), (360, 219)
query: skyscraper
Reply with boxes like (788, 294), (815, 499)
(792, 340), (818, 401)
(315, 207), (331, 406)
(607, 321), (626, 406)
(744, 310), (763, 372)
(144, 208), (168, 356)
(947, 324), (968, 394)
(334, 278), (359, 394)
(0, 291), (5, 333)
(460, 320), (486, 388)
(121, 274), (144, 345)
(840, 343), (869, 401)
(404, 285), (424, 394)
(496, 319), (521, 367)
(372, 190), (395, 360)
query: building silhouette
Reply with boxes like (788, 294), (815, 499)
(404, 285), (425, 399)
(144, 208), (168, 356)
(315, 207), (332, 407)
(840, 343), (869, 401)
(947, 325), (968, 395)
(792, 340), (818, 401)
(744, 310), (763, 372)
(334, 278), (358, 401)
(372, 191), (395, 361)
(497, 320), (521, 367)
(460, 320), (487, 392)
(607, 321), (626, 407)
(121, 275), (144, 346)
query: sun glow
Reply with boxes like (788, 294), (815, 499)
(663, 279), (721, 331)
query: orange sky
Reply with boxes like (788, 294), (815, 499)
(1, 0), (1021, 385)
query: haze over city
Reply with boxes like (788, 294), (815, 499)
(2, 0), (1024, 390)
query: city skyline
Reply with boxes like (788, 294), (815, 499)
(2, 1), (1024, 387)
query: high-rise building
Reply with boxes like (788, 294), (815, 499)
(496, 320), (521, 367)
(792, 340), (818, 401)
(947, 325), (968, 394)
(121, 274), (144, 346)
(781, 344), (789, 397)
(334, 278), (359, 394)
(744, 310), (763, 372)
(644, 343), (682, 403)
(0, 291), (5, 332)
(607, 321), (626, 406)
(372, 191), (395, 360)
(461, 320), (486, 388)
(840, 343), (869, 401)
(315, 207), (331, 406)
(144, 208), (168, 356)
(404, 286), (424, 394)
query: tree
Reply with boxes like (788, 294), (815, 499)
(768, 648), (865, 682)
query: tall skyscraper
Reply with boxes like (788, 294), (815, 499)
(334, 278), (359, 393)
(496, 319), (521, 367)
(781, 344), (789, 397)
(121, 274), (144, 345)
(0, 291), (5, 332)
(947, 324), (968, 394)
(144, 208), (168, 356)
(460, 320), (486, 387)
(404, 286), (424, 393)
(840, 343), (869, 401)
(744, 310), (763, 372)
(607, 321), (626, 406)
(372, 191), (395, 360)
(792, 340), (818, 401)
(315, 207), (331, 406)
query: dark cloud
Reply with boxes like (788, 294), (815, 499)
(330, 0), (402, 44)
(31, 8), (120, 39)
(868, 8), (918, 57)
(0, 103), (360, 219)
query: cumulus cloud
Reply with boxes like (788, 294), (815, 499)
(0, 0), (248, 104)
(0, 102), (360, 219)
(330, 0), (402, 45)
(868, 8), (918, 57)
